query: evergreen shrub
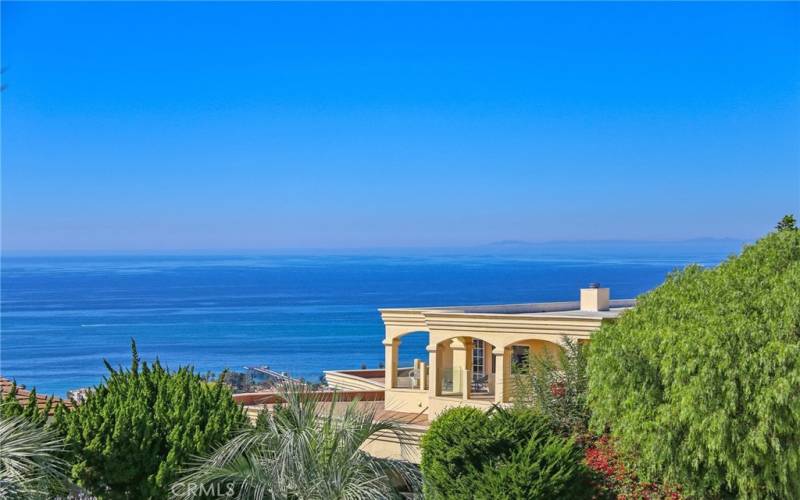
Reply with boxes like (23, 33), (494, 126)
(588, 227), (800, 498)
(420, 406), (590, 499)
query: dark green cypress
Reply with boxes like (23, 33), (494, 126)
(61, 340), (248, 499)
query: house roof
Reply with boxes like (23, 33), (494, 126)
(0, 377), (73, 415)
(380, 299), (636, 319)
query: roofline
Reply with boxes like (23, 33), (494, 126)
(379, 298), (636, 315)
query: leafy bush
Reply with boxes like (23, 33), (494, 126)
(421, 406), (590, 499)
(55, 341), (247, 499)
(512, 336), (590, 436)
(588, 228), (800, 499)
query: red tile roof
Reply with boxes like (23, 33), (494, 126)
(0, 377), (73, 415)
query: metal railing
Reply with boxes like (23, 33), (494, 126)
(469, 371), (495, 395)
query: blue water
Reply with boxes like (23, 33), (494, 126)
(1, 247), (736, 396)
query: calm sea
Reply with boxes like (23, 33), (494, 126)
(1, 245), (738, 396)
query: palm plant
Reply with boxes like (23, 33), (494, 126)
(174, 382), (421, 499)
(0, 413), (69, 499)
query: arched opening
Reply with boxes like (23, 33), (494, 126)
(392, 331), (428, 390)
(435, 336), (497, 399)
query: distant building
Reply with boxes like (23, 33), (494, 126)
(67, 387), (92, 404)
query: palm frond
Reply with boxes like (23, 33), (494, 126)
(0, 414), (68, 499)
(174, 381), (420, 499)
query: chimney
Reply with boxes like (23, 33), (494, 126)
(580, 283), (610, 312)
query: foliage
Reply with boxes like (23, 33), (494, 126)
(588, 228), (800, 498)
(174, 381), (421, 499)
(0, 414), (69, 499)
(1, 382), (55, 427)
(420, 406), (590, 499)
(56, 340), (247, 499)
(512, 336), (590, 436)
(584, 435), (681, 499)
(775, 213), (797, 231)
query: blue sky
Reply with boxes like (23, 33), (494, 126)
(2, 2), (798, 251)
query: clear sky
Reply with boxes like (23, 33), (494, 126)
(2, 2), (798, 251)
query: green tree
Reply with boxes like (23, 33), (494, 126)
(0, 414), (69, 499)
(776, 213), (797, 231)
(174, 381), (420, 499)
(588, 228), (800, 499)
(57, 340), (247, 499)
(420, 406), (590, 499)
(512, 336), (590, 436)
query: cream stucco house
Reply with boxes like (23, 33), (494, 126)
(299, 285), (636, 462)
(329, 285), (633, 420)
(241, 286), (634, 463)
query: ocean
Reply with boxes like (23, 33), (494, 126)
(1, 244), (739, 396)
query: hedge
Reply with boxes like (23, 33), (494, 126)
(588, 227), (800, 498)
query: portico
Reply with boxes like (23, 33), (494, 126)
(380, 286), (633, 417)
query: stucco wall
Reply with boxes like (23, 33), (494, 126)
(385, 388), (429, 413)
(428, 396), (499, 418)
(359, 426), (425, 464)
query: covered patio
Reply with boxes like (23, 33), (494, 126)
(379, 287), (633, 416)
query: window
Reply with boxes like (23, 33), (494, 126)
(472, 339), (485, 374)
(512, 345), (529, 367)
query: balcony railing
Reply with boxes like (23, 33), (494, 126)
(439, 367), (463, 396)
(436, 369), (496, 398)
(469, 371), (495, 395)
(394, 367), (423, 389)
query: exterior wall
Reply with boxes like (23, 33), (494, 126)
(234, 390), (384, 406)
(428, 396), (500, 418)
(513, 338), (564, 358)
(385, 388), (429, 413)
(380, 307), (616, 417)
(359, 426), (426, 464)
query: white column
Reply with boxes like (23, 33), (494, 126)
(427, 344), (438, 397)
(493, 346), (510, 404)
(451, 337), (472, 400)
(383, 338), (399, 390)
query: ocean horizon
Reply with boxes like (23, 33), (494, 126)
(1, 243), (743, 396)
